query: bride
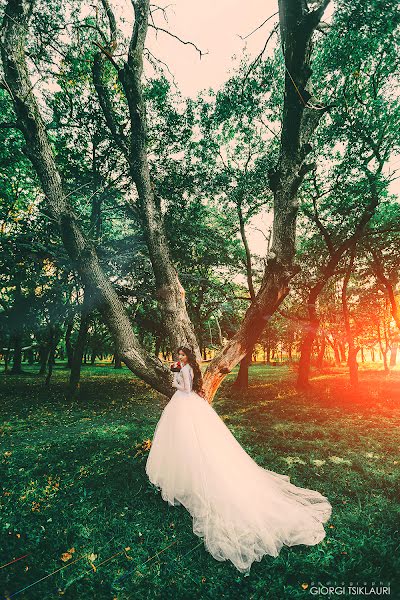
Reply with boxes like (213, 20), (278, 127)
(146, 346), (332, 573)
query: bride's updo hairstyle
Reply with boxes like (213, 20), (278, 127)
(177, 346), (204, 395)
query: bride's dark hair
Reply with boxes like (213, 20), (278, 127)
(177, 346), (203, 394)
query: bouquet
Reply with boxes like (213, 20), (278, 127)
(170, 360), (182, 373)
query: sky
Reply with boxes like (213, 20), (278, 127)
(119, 0), (279, 99)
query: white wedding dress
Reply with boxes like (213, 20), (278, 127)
(146, 363), (332, 573)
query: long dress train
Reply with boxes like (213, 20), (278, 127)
(146, 363), (332, 573)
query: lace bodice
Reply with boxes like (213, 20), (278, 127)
(172, 363), (193, 393)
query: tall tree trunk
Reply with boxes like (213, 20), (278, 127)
(342, 252), (358, 387)
(316, 335), (326, 369)
(237, 202), (256, 301)
(233, 347), (253, 390)
(68, 302), (91, 399)
(390, 342), (398, 367)
(202, 0), (331, 400)
(65, 318), (73, 369)
(297, 286), (320, 389)
(92, 0), (200, 359)
(10, 332), (23, 374)
(45, 325), (56, 386)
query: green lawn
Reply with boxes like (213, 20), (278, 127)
(1, 364), (399, 599)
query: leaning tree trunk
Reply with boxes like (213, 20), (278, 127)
(1, 0), (173, 397)
(92, 0), (200, 359)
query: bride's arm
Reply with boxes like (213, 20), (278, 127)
(172, 366), (191, 393)
(172, 370), (185, 391)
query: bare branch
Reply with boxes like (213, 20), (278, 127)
(148, 24), (208, 58)
(239, 12), (278, 40)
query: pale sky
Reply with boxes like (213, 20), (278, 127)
(115, 0), (279, 98)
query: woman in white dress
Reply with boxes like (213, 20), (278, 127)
(146, 346), (332, 573)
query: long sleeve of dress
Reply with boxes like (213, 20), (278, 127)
(172, 366), (192, 393)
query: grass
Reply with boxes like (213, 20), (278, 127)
(1, 363), (399, 599)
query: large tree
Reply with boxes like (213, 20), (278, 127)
(1, 0), (364, 401)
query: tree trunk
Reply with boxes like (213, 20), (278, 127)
(68, 303), (91, 399)
(342, 251), (358, 387)
(65, 318), (74, 368)
(233, 348), (253, 390)
(332, 341), (341, 366)
(45, 325), (56, 386)
(38, 343), (50, 375)
(316, 336), (326, 369)
(26, 347), (34, 365)
(297, 318), (319, 389)
(1, 0), (173, 397)
(215, 317), (223, 346)
(1, 0), (331, 403)
(4, 343), (11, 373)
(10, 332), (23, 374)
(92, 0), (200, 359)
(390, 342), (398, 367)
(114, 352), (122, 369)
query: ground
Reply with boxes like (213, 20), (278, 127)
(1, 363), (399, 600)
